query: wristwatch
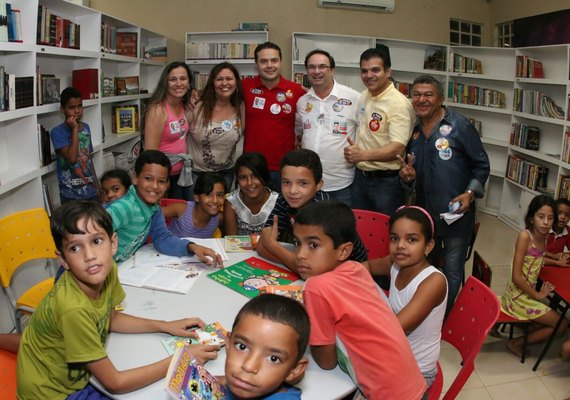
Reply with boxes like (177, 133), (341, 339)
(466, 189), (475, 199)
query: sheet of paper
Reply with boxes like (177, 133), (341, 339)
(440, 212), (464, 225)
(184, 237), (228, 261)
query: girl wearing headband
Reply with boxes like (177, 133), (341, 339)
(368, 205), (448, 387)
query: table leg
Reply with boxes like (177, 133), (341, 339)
(532, 302), (569, 371)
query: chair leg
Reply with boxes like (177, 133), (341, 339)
(520, 324), (529, 364)
(509, 325), (514, 340)
(15, 310), (23, 333)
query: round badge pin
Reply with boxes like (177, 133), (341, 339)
(439, 148), (452, 160)
(221, 120), (233, 131)
(371, 112), (382, 121)
(276, 92), (286, 102)
(435, 138), (449, 150)
(369, 119), (380, 131)
(332, 102), (343, 112)
(440, 125), (452, 136)
(282, 104), (292, 114)
(270, 104), (281, 114)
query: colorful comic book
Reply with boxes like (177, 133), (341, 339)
(164, 346), (227, 400)
(208, 257), (300, 298)
(225, 235), (254, 252)
(259, 284), (304, 303)
(162, 322), (229, 355)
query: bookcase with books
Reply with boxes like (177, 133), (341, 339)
(292, 32), (373, 91)
(0, 0), (167, 332)
(185, 31), (268, 90)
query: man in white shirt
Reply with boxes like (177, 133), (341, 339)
(295, 49), (360, 206)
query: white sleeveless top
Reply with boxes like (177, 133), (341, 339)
(389, 265), (447, 374)
(226, 188), (278, 235)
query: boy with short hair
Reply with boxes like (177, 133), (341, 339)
(106, 150), (223, 265)
(222, 293), (309, 399)
(294, 201), (426, 399)
(17, 200), (219, 399)
(545, 198), (570, 267)
(256, 149), (367, 273)
(51, 87), (99, 204)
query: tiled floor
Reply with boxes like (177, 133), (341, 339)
(439, 213), (570, 400)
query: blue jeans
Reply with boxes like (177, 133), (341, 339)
(432, 233), (471, 315)
(351, 169), (404, 217)
(325, 184), (353, 207)
(168, 173), (193, 201)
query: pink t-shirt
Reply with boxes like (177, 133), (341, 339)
(303, 261), (426, 400)
(159, 101), (189, 175)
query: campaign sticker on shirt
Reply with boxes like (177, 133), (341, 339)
(332, 102), (343, 112)
(412, 130), (420, 140)
(435, 137), (449, 150)
(282, 103), (292, 114)
(251, 88), (263, 94)
(303, 119), (312, 130)
(276, 92), (286, 102)
(222, 120), (233, 131)
(371, 112), (383, 121)
(233, 119), (242, 130)
(169, 121), (181, 134)
(338, 98), (353, 106)
(440, 124), (452, 136)
(332, 121), (348, 135)
(212, 127), (224, 135)
(270, 103), (282, 114)
(305, 102), (314, 113)
(285, 90), (293, 98)
(253, 97), (266, 110)
(439, 148), (452, 160)
(369, 119), (380, 132)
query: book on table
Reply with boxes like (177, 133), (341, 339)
(208, 256), (300, 298)
(164, 346), (227, 400)
(118, 239), (227, 294)
(161, 321), (229, 356)
(259, 284), (304, 303)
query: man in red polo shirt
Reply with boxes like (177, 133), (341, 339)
(242, 42), (305, 191)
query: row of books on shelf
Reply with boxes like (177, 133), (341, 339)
(0, 2), (22, 43)
(558, 175), (570, 200)
(101, 24), (138, 57)
(186, 42), (260, 60)
(393, 80), (412, 98)
(37, 123), (53, 168)
(102, 75), (140, 97)
(510, 122), (540, 151)
(506, 154), (548, 191)
(0, 66), (33, 111)
(293, 72), (310, 89)
(37, 5), (80, 49)
(513, 88), (565, 120)
(447, 82), (505, 108)
(448, 52), (482, 74)
(515, 55), (544, 79)
(142, 45), (167, 62)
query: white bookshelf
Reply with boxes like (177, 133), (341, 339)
(185, 31), (268, 89)
(0, 0), (167, 331)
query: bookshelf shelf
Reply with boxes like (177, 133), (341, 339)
(101, 131), (140, 150)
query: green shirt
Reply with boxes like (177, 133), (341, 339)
(16, 264), (125, 400)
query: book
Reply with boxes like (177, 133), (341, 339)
(101, 76), (114, 97)
(225, 235), (254, 252)
(259, 284), (304, 303)
(72, 69), (98, 100)
(161, 322), (229, 355)
(41, 75), (60, 104)
(164, 346), (227, 400)
(115, 106), (137, 134)
(423, 46), (446, 71)
(208, 256), (300, 298)
(124, 76), (139, 95)
(115, 31), (138, 57)
(114, 77), (127, 95)
(111, 104), (139, 133)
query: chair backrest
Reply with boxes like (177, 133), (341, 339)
(465, 221), (481, 261)
(0, 349), (17, 400)
(0, 208), (56, 288)
(441, 276), (500, 400)
(471, 251), (493, 288)
(353, 209), (390, 259)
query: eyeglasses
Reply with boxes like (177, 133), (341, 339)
(307, 64), (331, 72)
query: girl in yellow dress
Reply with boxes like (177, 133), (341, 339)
(501, 194), (569, 357)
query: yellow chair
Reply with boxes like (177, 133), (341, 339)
(0, 208), (57, 332)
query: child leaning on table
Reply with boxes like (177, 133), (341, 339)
(221, 293), (309, 399)
(544, 197), (570, 267)
(51, 87), (99, 204)
(16, 200), (219, 399)
(106, 150), (223, 266)
(294, 201), (426, 400)
(256, 149), (368, 274)
(162, 172), (226, 239)
(500, 194), (569, 358)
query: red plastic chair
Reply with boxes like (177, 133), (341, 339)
(438, 276), (500, 400)
(352, 209), (390, 259)
(471, 251), (530, 363)
(0, 349), (17, 400)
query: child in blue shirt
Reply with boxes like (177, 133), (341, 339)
(51, 87), (99, 204)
